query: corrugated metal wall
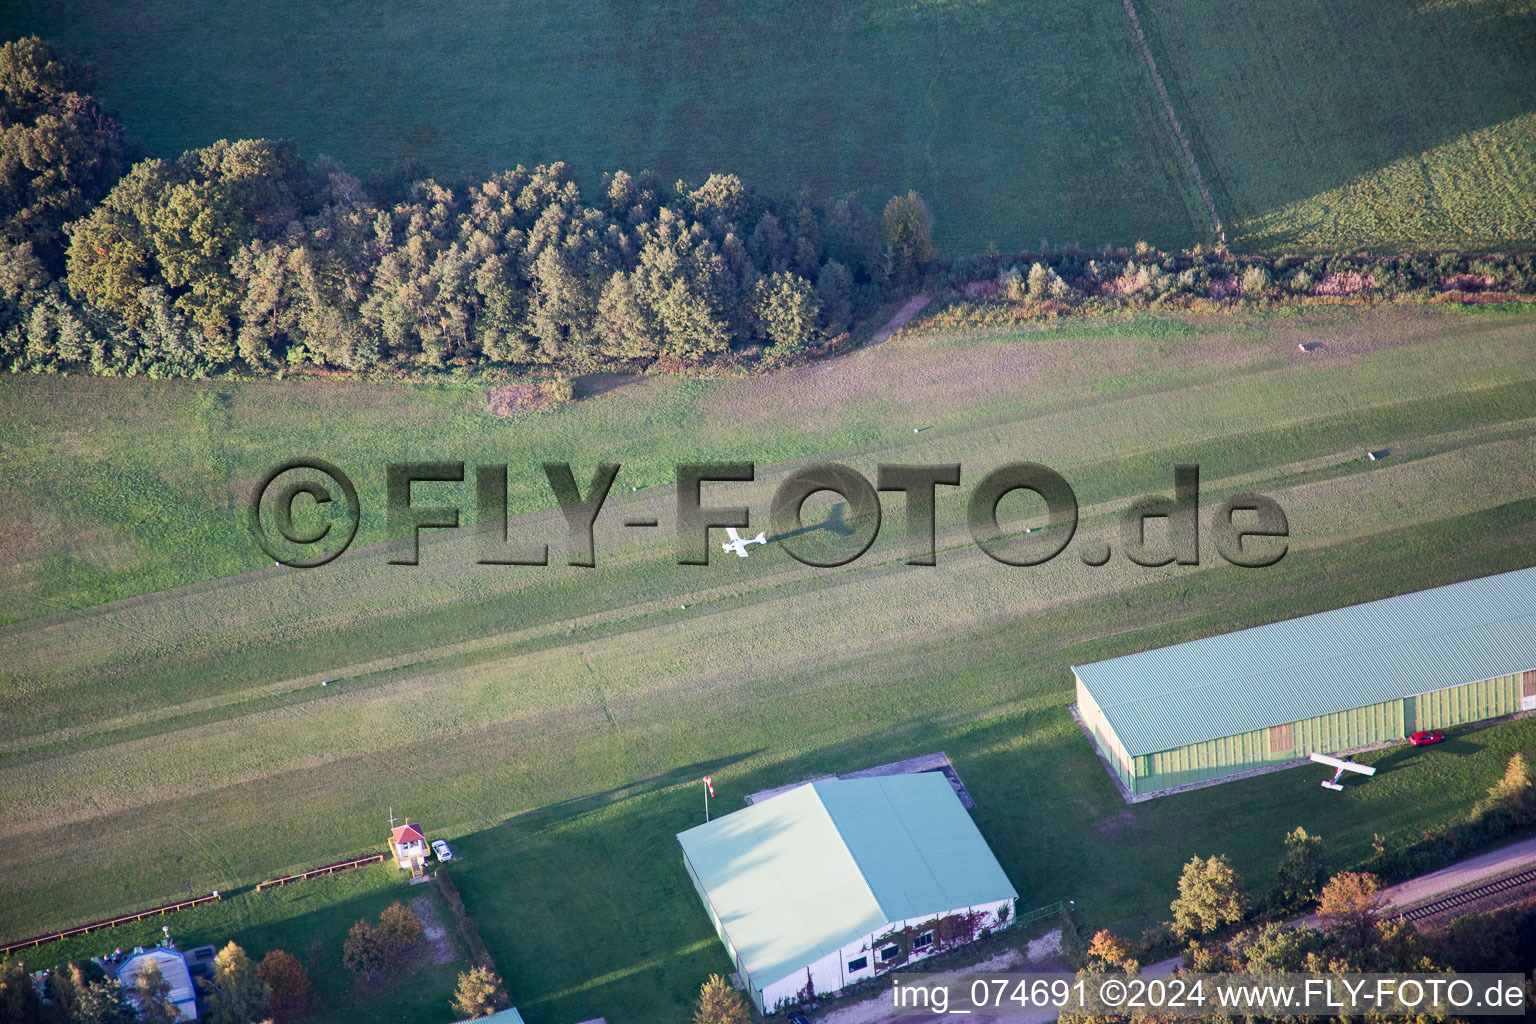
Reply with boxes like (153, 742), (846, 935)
(1411, 673), (1520, 730)
(1076, 677), (1134, 790)
(1126, 672), (1522, 795)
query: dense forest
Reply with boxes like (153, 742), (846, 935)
(4, 36), (1534, 383)
(0, 37), (933, 379)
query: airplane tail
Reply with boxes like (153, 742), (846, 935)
(754, 531), (767, 543)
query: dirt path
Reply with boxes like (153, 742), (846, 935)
(411, 894), (456, 965)
(1121, 0), (1225, 244)
(868, 294), (931, 347)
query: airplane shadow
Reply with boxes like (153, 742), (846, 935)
(765, 502), (860, 544)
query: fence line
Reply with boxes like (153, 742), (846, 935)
(255, 850), (388, 890)
(0, 892), (223, 956)
(1015, 900), (1064, 926)
(2, 850), (392, 956)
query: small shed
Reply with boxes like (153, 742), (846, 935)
(390, 823), (429, 875)
(117, 947), (198, 1021)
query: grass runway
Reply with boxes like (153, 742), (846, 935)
(2, 304), (1536, 1021)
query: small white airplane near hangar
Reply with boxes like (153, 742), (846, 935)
(1310, 751), (1377, 791)
(722, 527), (768, 558)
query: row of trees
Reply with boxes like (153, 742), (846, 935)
(1, 37), (936, 381)
(0, 941), (310, 1024)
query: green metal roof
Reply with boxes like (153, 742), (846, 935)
(677, 773), (1017, 987)
(452, 1008), (524, 1024)
(1074, 567), (1536, 758)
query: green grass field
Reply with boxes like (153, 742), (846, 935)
(3, 304), (1536, 1022)
(0, 0), (1205, 255)
(6, 0), (1534, 253)
(1135, 0), (1536, 250)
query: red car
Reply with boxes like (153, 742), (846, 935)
(1409, 730), (1446, 746)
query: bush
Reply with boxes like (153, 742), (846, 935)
(539, 374), (575, 406)
(1240, 265), (1272, 296)
(998, 266), (1027, 302)
(1474, 752), (1535, 821)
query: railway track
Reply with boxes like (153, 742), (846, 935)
(1400, 865), (1536, 922)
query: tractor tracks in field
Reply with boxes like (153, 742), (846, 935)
(1121, 0), (1225, 245)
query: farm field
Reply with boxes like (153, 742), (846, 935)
(2, 304), (1536, 1023)
(0, 0), (1206, 255)
(8, 0), (1535, 254)
(1135, 0), (1536, 251)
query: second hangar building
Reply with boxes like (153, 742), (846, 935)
(1074, 567), (1536, 800)
(677, 772), (1016, 1012)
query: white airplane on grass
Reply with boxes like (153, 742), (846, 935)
(1310, 751), (1377, 791)
(722, 527), (768, 558)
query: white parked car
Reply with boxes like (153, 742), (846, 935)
(431, 839), (453, 861)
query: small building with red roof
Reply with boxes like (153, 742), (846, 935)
(390, 822), (429, 876)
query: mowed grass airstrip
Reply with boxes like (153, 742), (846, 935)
(2, 304), (1536, 1022)
(5, 0), (1535, 252)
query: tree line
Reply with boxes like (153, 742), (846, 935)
(0, 37), (935, 380)
(0, 938), (310, 1024)
(1064, 751), (1536, 1023)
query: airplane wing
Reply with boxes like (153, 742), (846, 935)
(724, 527), (741, 542)
(734, 545), (750, 557)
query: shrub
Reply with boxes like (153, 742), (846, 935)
(1240, 265), (1272, 296)
(539, 374), (575, 406)
(998, 266), (1027, 302)
(1085, 929), (1134, 971)
(1474, 752), (1536, 822)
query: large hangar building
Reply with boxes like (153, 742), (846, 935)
(1074, 568), (1536, 800)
